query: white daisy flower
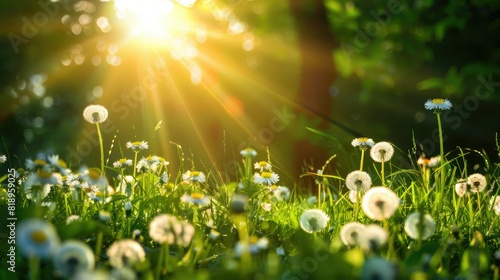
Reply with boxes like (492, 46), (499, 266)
(17, 218), (60, 259)
(83, 104), (108, 124)
(253, 171), (279, 185)
(181, 193), (211, 206)
(351, 137), (375, 149)
(0, 154), (7, 163)
(361, 187), (399, 220)
(404, 212), (436, 240)
(240, 148), (257, 157)
(254, 161), (272, 171)
(106, 239), (145, 268)
(234, 236), (269, 256)
(53, 240), (95, 278)
(345, 171), (372, 191)
(299, 209), (330, 234)
(467, 173), (487, 193)
(340, 222), (366, 247)
(424, 98), (452, 111)
(182, 170), (206, 183)
(113, 158), (133, 169)
(370, 141), (394, 163)
(126, 141), (148, 152)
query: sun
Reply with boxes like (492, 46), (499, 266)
(114, 0), (195, 43)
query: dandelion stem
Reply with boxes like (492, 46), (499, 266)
(95, 123), (105, 176)
(95, 231), (103, 262)
(436, 112), (446, 207)
(360, 149), (365, 172)
(381, 161), (385, 186)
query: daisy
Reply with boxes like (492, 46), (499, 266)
(274, 186), (291, 201)
(99, 211), (111, 223)
(455, 179), (468, 197)
(149, 214), (195, 246)
(113, 158), (133, 169)
(351, 137), (375, 149)
(345, 171), (372, 191)
(254, 161), (271, 171)
(240, 148), (257, 157)
(53, 240), (95, 278)
(23, 181), (52, 203)
(126, 141), (148, 152)
(83, 104), (108, 124)
(340, 222), (366, 247)
(370, 141), (394, 163)
(47, 154), (70, 175)
(106, 239), (145, 268)
(489, 196), (500, 215)
(253, 171), (279, 185)
(404, 212), (436, 240)
(299, 209), (330, 234)
(360, 257), (397, 280)
(361, 187), (399, 220)
(79, 168), (108, 191)
(181, 192), (211, 206)
(424, 98), (452, 111)
(0, 154), (6, 163)
(467, 173), (487, 193)
(17, 218), (60, 259)
(182, 170), (206, 183)
(234, 236), (269, 256)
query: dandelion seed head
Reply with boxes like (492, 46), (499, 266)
(83, 104), (108, 124)
(467, 173), (487, 193)
(53, 240), (94, 278)
(345, 171), (372, 191)
(299, 209), (329, 234)
(361, 187), (399, 220)
(340, 222), (365, 247)
(17, 218), (60, 259)
(404, 212), (436, 240)
(106, 239), (145, 268)
(370, 141), (394, 163)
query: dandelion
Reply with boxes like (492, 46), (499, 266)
(340, 222), (366, 247)
(404, 212), (436, 240)
(370, 141), (394, 163)
(53, 240), (95, 278)
(254, 161), (271, 171)
(182, 170), (206, 183)
(424, 98), (453, 111)
(126, 141), (149, 152)
(17, 218), (60, 259)
(274, 186), (291, 201)
(360, 224), (388, 252)
(417, 155), (441, 168)
(113, 158), (133, 169)
(181, 192), (211, 206)
(489, 196), (500, 215)
(234, 236), (269, 256)
(361, 187), (399, 220)
(467, 173), (487, 193)
(345, 171), (372, 191)
(240, 148), (257, 157)
(253, 171), (280, 185)
(352, 137), (374, 171)
(107, 239), (146, 268)
(0, 154), (6, 163)
(349, 190), (358, 203)
(360, 257), (396, 280)
(455, 179), (468, 197)
(149, 214), (195, 246)
(299, 209), (330, 233)
(83, 104), (108, 124)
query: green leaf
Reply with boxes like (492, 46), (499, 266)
(416, 77), (443, 91)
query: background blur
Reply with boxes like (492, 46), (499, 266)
(1, 0), (500, 184)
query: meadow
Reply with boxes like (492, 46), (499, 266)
(1, 98), (500, 280)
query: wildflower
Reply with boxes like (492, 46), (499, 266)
(74, 270), (109, 280)
(254, 171), (280, 185)
(24, 182), (52, 203)
(133, 230), (142, 242)
(53, 240), (95, 278)
(254, 161), (271, 171)
(404, 212), (436, 240)
(360, 224), (388, 252)
(299, 209), (330, 234)
(345, 171), (372, 191)
(181, 192), (211, 206)
(230, 194), (248, 214)
(361, 187), (399, 220)
(107, 239), (146, 268)
(126, 141), (148, 152)
(83, 104), (108, 124)
(455, 179), (468, 197)
(182, 170), (206, 183)
(340, 222), (366, 247)
(467, 173), (487, 193)
(417, 155), (441, 168)
(351, 137), (375, 149)
(80, 167), (108, 191)
(113, 158), (133, 169)
(370, 141), (394, 163)
(261, 202), (272, 212)
(0, 154), (6, 163)
(360, 257), (396, 280)
(424, 98), (452, 111)
(240, 148), (257, 157)
(17, 218), (60, 259)
(47, 155), (70, 175)
(274, 186), (291, 201)
(160, 171), (169, 184)
(234, 236), (269, 256)
(66, 215), (81, 224)
(149, 214), (195, 246)
(490, 196), (500, 215)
